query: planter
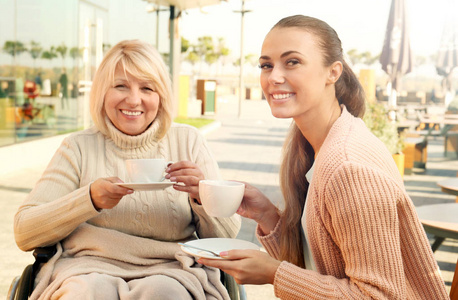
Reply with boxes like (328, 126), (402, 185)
(403, 136), (427, 174)
(392, 153), (405, 177)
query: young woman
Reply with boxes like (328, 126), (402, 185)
(198, 15), (448, 299)
(14, 39), (240, 300)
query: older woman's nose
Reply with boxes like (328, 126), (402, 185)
(125, 88), (142, 106)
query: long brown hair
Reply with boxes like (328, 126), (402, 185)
(273, 15), (366, 268)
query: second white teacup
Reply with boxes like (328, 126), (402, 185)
(199, 180), (245, 218)
(125, 159), (173, 183)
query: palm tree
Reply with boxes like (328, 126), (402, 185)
(185, 51), (200, 71)
(181, 37), (190, 53)
(69, 46), (83, 66)
(69, 46), (83, 95)
(346, 49), (379, 67)
(182, 36), (229, 75)
(103, 43), (112, 55)
(214, 37), (230, 75)
(56, 43), (68, 68)
(29, 40), (43, 70)
(41, 46), (58, 67)
(2, 40), (27, 64)
(233, 53), (256, 67)
(194, 36), (214, 74)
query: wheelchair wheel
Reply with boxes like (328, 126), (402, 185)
(14, 264), (34, 300)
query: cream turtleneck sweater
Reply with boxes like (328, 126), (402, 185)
(14, 118), (241, 299)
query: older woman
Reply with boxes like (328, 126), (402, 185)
(14, 39), (240, 300)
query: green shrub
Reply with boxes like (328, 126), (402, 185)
(363, 102), (404, 154)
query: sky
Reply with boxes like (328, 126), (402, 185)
(1, 0), (455, 79)
(178, 0), (457, 59)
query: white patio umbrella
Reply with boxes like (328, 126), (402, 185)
(435, 1), (458, 108)
(379, 0), (413, 109)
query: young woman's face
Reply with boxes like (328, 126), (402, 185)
(104, 66), (160, 136)
(259, 27), (334, 119)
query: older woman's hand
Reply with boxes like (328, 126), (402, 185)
(165, 161), (204, 201)
(90, 177), (133, 210)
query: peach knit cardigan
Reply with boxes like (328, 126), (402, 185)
(258, 107), (448, 299)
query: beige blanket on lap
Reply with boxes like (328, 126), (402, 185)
(32, 223), (229, 300)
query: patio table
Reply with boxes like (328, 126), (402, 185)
(437, 178), (458, 201)
(416, 203), (458, 252)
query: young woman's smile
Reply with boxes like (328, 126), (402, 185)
(270, 91), (296, 103)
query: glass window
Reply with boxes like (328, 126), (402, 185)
(0, 0), (166, 147)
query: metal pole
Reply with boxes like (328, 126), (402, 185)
(238, 0), (245, 118)
(169, 5), (175, 72)
(13, 0), (17, 74)
(235, 0), (251, 118)
(156, 8), (160, 49)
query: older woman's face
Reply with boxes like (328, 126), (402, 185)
(104, 66), (160, 136)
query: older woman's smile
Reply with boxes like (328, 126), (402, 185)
(121, 110), (142, 116)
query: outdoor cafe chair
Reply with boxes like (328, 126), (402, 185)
(451, 258), (458, 300)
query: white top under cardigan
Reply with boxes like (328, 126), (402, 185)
(301, 163), (316, 270)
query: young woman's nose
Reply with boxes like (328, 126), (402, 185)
(268, 67), (285, 85)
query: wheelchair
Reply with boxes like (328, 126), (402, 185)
(8, 245), (246, 300)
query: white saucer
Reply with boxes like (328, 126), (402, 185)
(115, 182), (177, 191)
(180, 238), (260, 260)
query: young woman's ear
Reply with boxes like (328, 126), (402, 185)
(326, 61), (343, 84)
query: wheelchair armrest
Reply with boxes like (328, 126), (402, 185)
(30, 245), (58, 291)
(12, 246), (58, 300)
(220, 270), (246, 300)
(33, 245), (57, 264)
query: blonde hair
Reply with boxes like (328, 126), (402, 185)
(272, 15), (366, 268)
(90, 39), (173, 138)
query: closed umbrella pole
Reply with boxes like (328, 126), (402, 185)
(435, 1), (458, 108)
(379, 0), (413, 110)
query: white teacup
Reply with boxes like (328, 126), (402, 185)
(125, 159), (173, 183)
(199, 180), (245, 218)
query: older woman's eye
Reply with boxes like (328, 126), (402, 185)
(142, 86), (155, 92)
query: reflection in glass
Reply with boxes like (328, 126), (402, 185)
(0, 0), (101, 146)
(1, 0), (159, 147)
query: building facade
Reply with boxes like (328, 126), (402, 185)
(0, 0), (167, 147)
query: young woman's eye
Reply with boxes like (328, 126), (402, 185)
(258, 63), (273, 70)
(115, 84), (126, 89)
(286, 59), (300, 66)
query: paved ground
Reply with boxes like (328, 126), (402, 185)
(1, 97), (457, 299)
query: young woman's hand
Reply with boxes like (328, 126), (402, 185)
(90, 177), (133, 210)
(165, 161), (204, 201)
(237, 183), (280, 234)
(198, 249), (281, 285)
